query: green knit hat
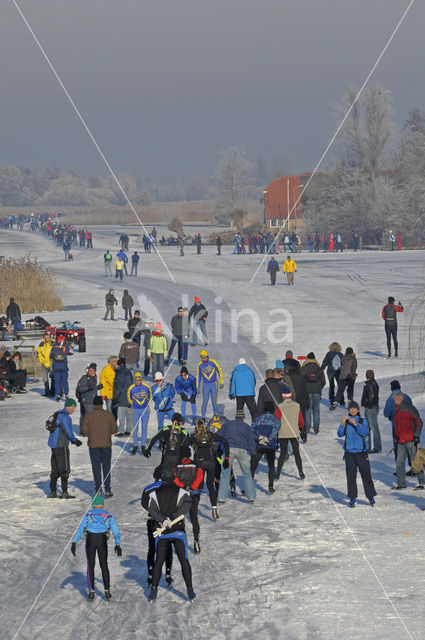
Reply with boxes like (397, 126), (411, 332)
(64, 398), (77, 408)
(91, 495), (104, 507)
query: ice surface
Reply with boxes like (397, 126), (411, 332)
(1, 227), (425, 640)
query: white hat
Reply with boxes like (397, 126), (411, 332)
(154, 372), (164, 381)
(239, 357), (247, 365)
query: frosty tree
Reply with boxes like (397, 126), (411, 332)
(212, 145), (256, 212)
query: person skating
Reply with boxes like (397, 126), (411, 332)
(337, 401), (377, 507)
(331, 347), (357, 410)
(229, 358), (257, 420)
(50, 335), (73, 401)
(382, 296), (403, 358)
(147, 481), (195, 602)
(75, 363), (100, 426)
(321, 342), (343, 406)
(361, 370), (381, 453)
(37, 331), (53, 397)
(128, 371), (152, 454)
(141, 478), (173, 586)
(47, 398), (82, 498)
(283, 255), (297, 285)
(217, 413), (256, 504)
(104, 289), (118, 321)
(267, 256), (279, 285)
(81, 396), (118, 497)
(151, 372), (175, 430)
(300, 352), (325, 434)
(71, 494), (122, 601)
(216, 235), (222, 255)
(251, 401), (280, 494)
(274, 387), (306, 480)
(208, 414), (237, 497)
(189, 418), (229, 520)
(196, 350), (224, 418)
(175, 366), (197, 425)
(391, 392), (425, 490)
(148, 323), (168, 375)
(189, 296), (208, 346)
(122, 289), (134, 321)
(173, 446), (204, 553)
(144, 413), (190, 477)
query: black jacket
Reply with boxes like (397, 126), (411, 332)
(188, 303), (208, 323)
(257, 378), (285, 414)
(300, 360), (326, 394)
(122, 293), (134, 309)
(361, 379), (379, 409)
(6, 301), (20, 320)
(288, 373), (310, 411)
(147, 484), (191, 531)
(189, 431), (229, 462)
(171, 314), (189, 338)
(321, 350), (342, 376)
(105, 293), (117, 306)
(75, 374), (98, 407)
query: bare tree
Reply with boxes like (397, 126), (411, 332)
(211, 145), (256, 211)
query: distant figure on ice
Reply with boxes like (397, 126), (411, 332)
(267, 256), (279, 286)
(283, 255), (297, 285)
(397, 231), (402, 251)
(382, 296), (403, 358)
(389, 230), (395, 251)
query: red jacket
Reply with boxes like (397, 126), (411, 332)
(173, 458), (204, 491)
(382, 303), (403, 321)
(394, 402), (423, 444)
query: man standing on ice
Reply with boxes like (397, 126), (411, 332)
(283, 255), (297, 285)
(382, 296), (403, 358)
(71, 494), (122, 601)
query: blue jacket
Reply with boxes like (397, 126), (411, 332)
(47, 409), (77, 448)
(113, 366), (134, 407)
(321, 350), (342, 375)
(73, 507), (120, 544)
(50, 343), (72, 370)
(116, 250), (128, 263)
(128, 382), (152, 409)
(383, 391), (412, 428)
(219, 419), (256, 455)
(252, 413), (280, 449)
(337, 415), (369, 452)
(175, 374), (197, 398)
(229, 364), (256, 398)
(131, 253), (140, 263)
(151, 382), (175, 411)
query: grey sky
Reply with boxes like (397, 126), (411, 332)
(1, 0), (423, 181)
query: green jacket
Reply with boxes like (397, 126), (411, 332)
(149, 333), (168, 354)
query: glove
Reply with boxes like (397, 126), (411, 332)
(229, 394), (234, 400)
(114, 545), (122, 556)
(222, 457), (230, 470)
(300, 429), (307, 443)
(143, 448), (151, 458)
(102, 396), (106, 401)
(71, 542), (76, 556)
(189, 394), (196, 404)
(97, 383), (103, 390)
(180, 393), (188, 401)
(219, 383), (224, 390)
(162, 518), (172, 529)
(74, 439), (83, 447)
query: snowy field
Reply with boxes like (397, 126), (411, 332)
(1, 226), (425, 640)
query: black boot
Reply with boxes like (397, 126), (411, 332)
(88, 591), (95, 601)
(149, 587), (158, 602)
(104, 589), (112, 600)
(230, 478), (236, 497)
(44, 382), (50, 396)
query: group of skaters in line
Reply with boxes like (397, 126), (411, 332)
(42, 327), (425, 603)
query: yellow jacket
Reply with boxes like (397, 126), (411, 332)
(115, 259), (124, 271)
(283, 258), (297, 273)
(100, 364), (116, 399)
(37, 340), (52, 368)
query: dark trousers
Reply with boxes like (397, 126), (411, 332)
(328, 371), (340, 403)
(190, 494), (200, 540)
(276, 438), (303, 476)
(385, 324), (398, 355)
(168, 336), (188, 362)
(50, 446), (70, 492)
(236, 396), (257, 420)
(197, 459), (217, 506)
(335, 377), (354, 404)
(269, 271), (277, 286)
(152, 537), (193, 590)
(85, 532), (109, 590)
(124, 307), (132, 320)
(144, 351), (151, 377)
(89, 447), (112, 493)
(344, 451), (376, 499)
(251, 446), (276, 487)
(147, 519), (172, 578)
(217, 245), (221, 255)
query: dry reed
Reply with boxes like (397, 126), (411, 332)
(0, 255), (63, 313)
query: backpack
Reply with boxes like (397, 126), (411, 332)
(45, 411), (61, 432)
(331, 354), (341, 371)
(34, 316), (50, 328)
(52, 346), (66, 362)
